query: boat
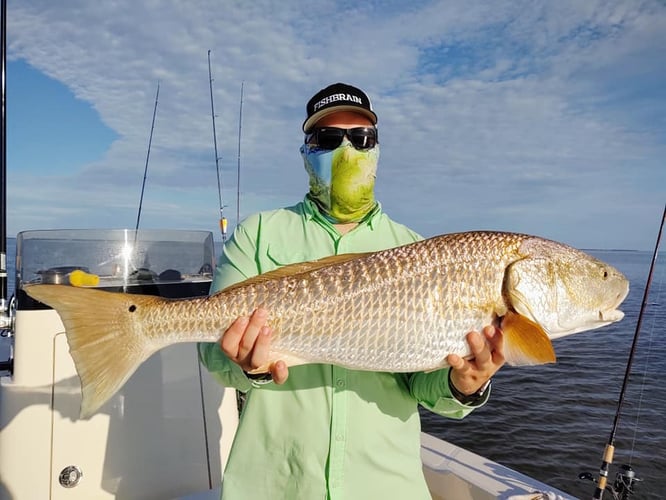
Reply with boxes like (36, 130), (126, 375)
(0, 2), (575, 497)
(0, 228), (575, 500)
(0, 229), (240, 499)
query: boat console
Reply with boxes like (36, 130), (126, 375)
(0, 229), (238, 500)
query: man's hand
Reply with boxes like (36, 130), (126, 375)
(219, 308), (289, 384)
(447, 325), (505, 395)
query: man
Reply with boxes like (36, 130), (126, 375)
(199, 82), (505, 499)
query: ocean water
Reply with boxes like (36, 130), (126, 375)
(2, 239), (664, 499)
(420, 249), (666, 499)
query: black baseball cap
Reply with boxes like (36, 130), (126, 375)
(302, 82), (378, 133)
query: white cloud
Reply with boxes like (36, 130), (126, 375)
(6, 0), (666, 250)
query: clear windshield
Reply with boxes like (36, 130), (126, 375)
(16, 228), (215, 288)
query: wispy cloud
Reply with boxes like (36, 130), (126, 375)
(6, 0), (665, 249)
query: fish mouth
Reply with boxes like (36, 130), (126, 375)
(596, 284), (628, 323)
(547, 308), (626, 340)
(599, 309), (624, 322)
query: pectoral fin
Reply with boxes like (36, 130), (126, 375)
(500, 310), (556, 366)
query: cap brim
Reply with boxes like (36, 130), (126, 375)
(303, 105), (378, 132)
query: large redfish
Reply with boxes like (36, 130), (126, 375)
(25, 231), (629, 417)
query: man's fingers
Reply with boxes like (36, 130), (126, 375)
(446, 353), (467, 372)
(448, 326), (506, 396)
(220, 315), (250, 360)
(219, 308), (270, 368)
(271, 360), (289, 385)
(482, 325), (498, 338)
(237, 308), (268, 360)
(249, 326), (272, 370)
(466, 331), (490, 365)
(482, 326), (505, 363)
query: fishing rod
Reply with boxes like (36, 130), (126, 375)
(0, 0), (13, 375)
(236, 81), (243, 227)
(0, 0), (9, 331)
(207, 50), (227, 241)
(135, 82), (160, 233)
(581, 203), (665, 500)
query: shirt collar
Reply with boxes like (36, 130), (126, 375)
(302, 195), (382, 230)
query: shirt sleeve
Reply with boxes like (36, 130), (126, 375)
(407, 369), (491, 420)
(198, 217), (262, 391)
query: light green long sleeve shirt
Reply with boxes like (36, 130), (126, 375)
(199, 197), (489, 500)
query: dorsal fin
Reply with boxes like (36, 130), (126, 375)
(220, 252), (373, 293)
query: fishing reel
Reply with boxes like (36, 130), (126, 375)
(579, 464), (641, 500)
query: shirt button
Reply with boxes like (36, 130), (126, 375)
(336, 379), (345, 388)
(336, 434), (344, 441)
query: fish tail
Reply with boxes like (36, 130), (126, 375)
(25, 284), (160, 418)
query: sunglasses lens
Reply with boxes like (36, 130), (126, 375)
(316, 129), (346, 150)
(349, 128), (377, 150)
(308, 127), (378, 150)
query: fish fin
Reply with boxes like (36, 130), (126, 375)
(247, 351), (312, 374)
(500, 310), (556, 366)
(220, 252), (373, 292)
(24, 284), (162, 418)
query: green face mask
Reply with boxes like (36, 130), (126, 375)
(300, 141), (379, 223)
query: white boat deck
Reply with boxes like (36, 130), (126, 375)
(421, 432), (575, 499)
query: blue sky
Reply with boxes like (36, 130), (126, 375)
(4, 0), (665, 250)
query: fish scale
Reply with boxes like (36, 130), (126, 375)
(249, 233), (521, 371)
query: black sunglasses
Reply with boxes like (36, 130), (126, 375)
(305, 126), (378, 151)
